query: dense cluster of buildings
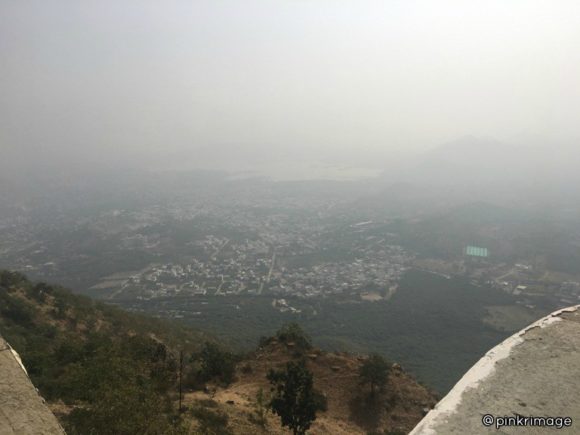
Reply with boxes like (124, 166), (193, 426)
(119, 234), (413, 302)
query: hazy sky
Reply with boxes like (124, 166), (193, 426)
(1, 0), (579, 174)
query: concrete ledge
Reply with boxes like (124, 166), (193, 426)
(411, 305), (580, 434)
(0, 336), (65, 435)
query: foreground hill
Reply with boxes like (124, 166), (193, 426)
(0, 271), (437, 434)
(185, 338), (438, 434)
(0, 270), (208, 433)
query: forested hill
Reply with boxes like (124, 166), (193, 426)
(0, 271), (437, 434)
(0, 270), (210, 434)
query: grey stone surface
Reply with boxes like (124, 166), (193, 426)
(411, 306), (580, 435)
(0, 336), (65, 435)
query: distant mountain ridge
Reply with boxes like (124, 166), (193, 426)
(372, 136), (580, 215)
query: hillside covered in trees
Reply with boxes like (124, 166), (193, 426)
(0, 271), (437, 434)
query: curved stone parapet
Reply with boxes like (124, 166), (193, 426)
(411, 305), (580, 434)
(0, 335), (65, 435)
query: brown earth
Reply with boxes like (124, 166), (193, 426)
(184, 341), (438, 434)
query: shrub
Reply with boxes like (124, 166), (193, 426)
(196, 342), (236, 386)
(275, 323), (312, 351)
(191, 407), (232, 435)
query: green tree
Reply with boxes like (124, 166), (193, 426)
(197, 342), (236, 385)
(267, 361), (318, 435)
(359, 354), (390, 397)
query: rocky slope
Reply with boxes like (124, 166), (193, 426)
(184, 340), (438, 434)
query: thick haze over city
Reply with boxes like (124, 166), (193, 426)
(2, 3), (580, 432)
(2, 0), (580, 177)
